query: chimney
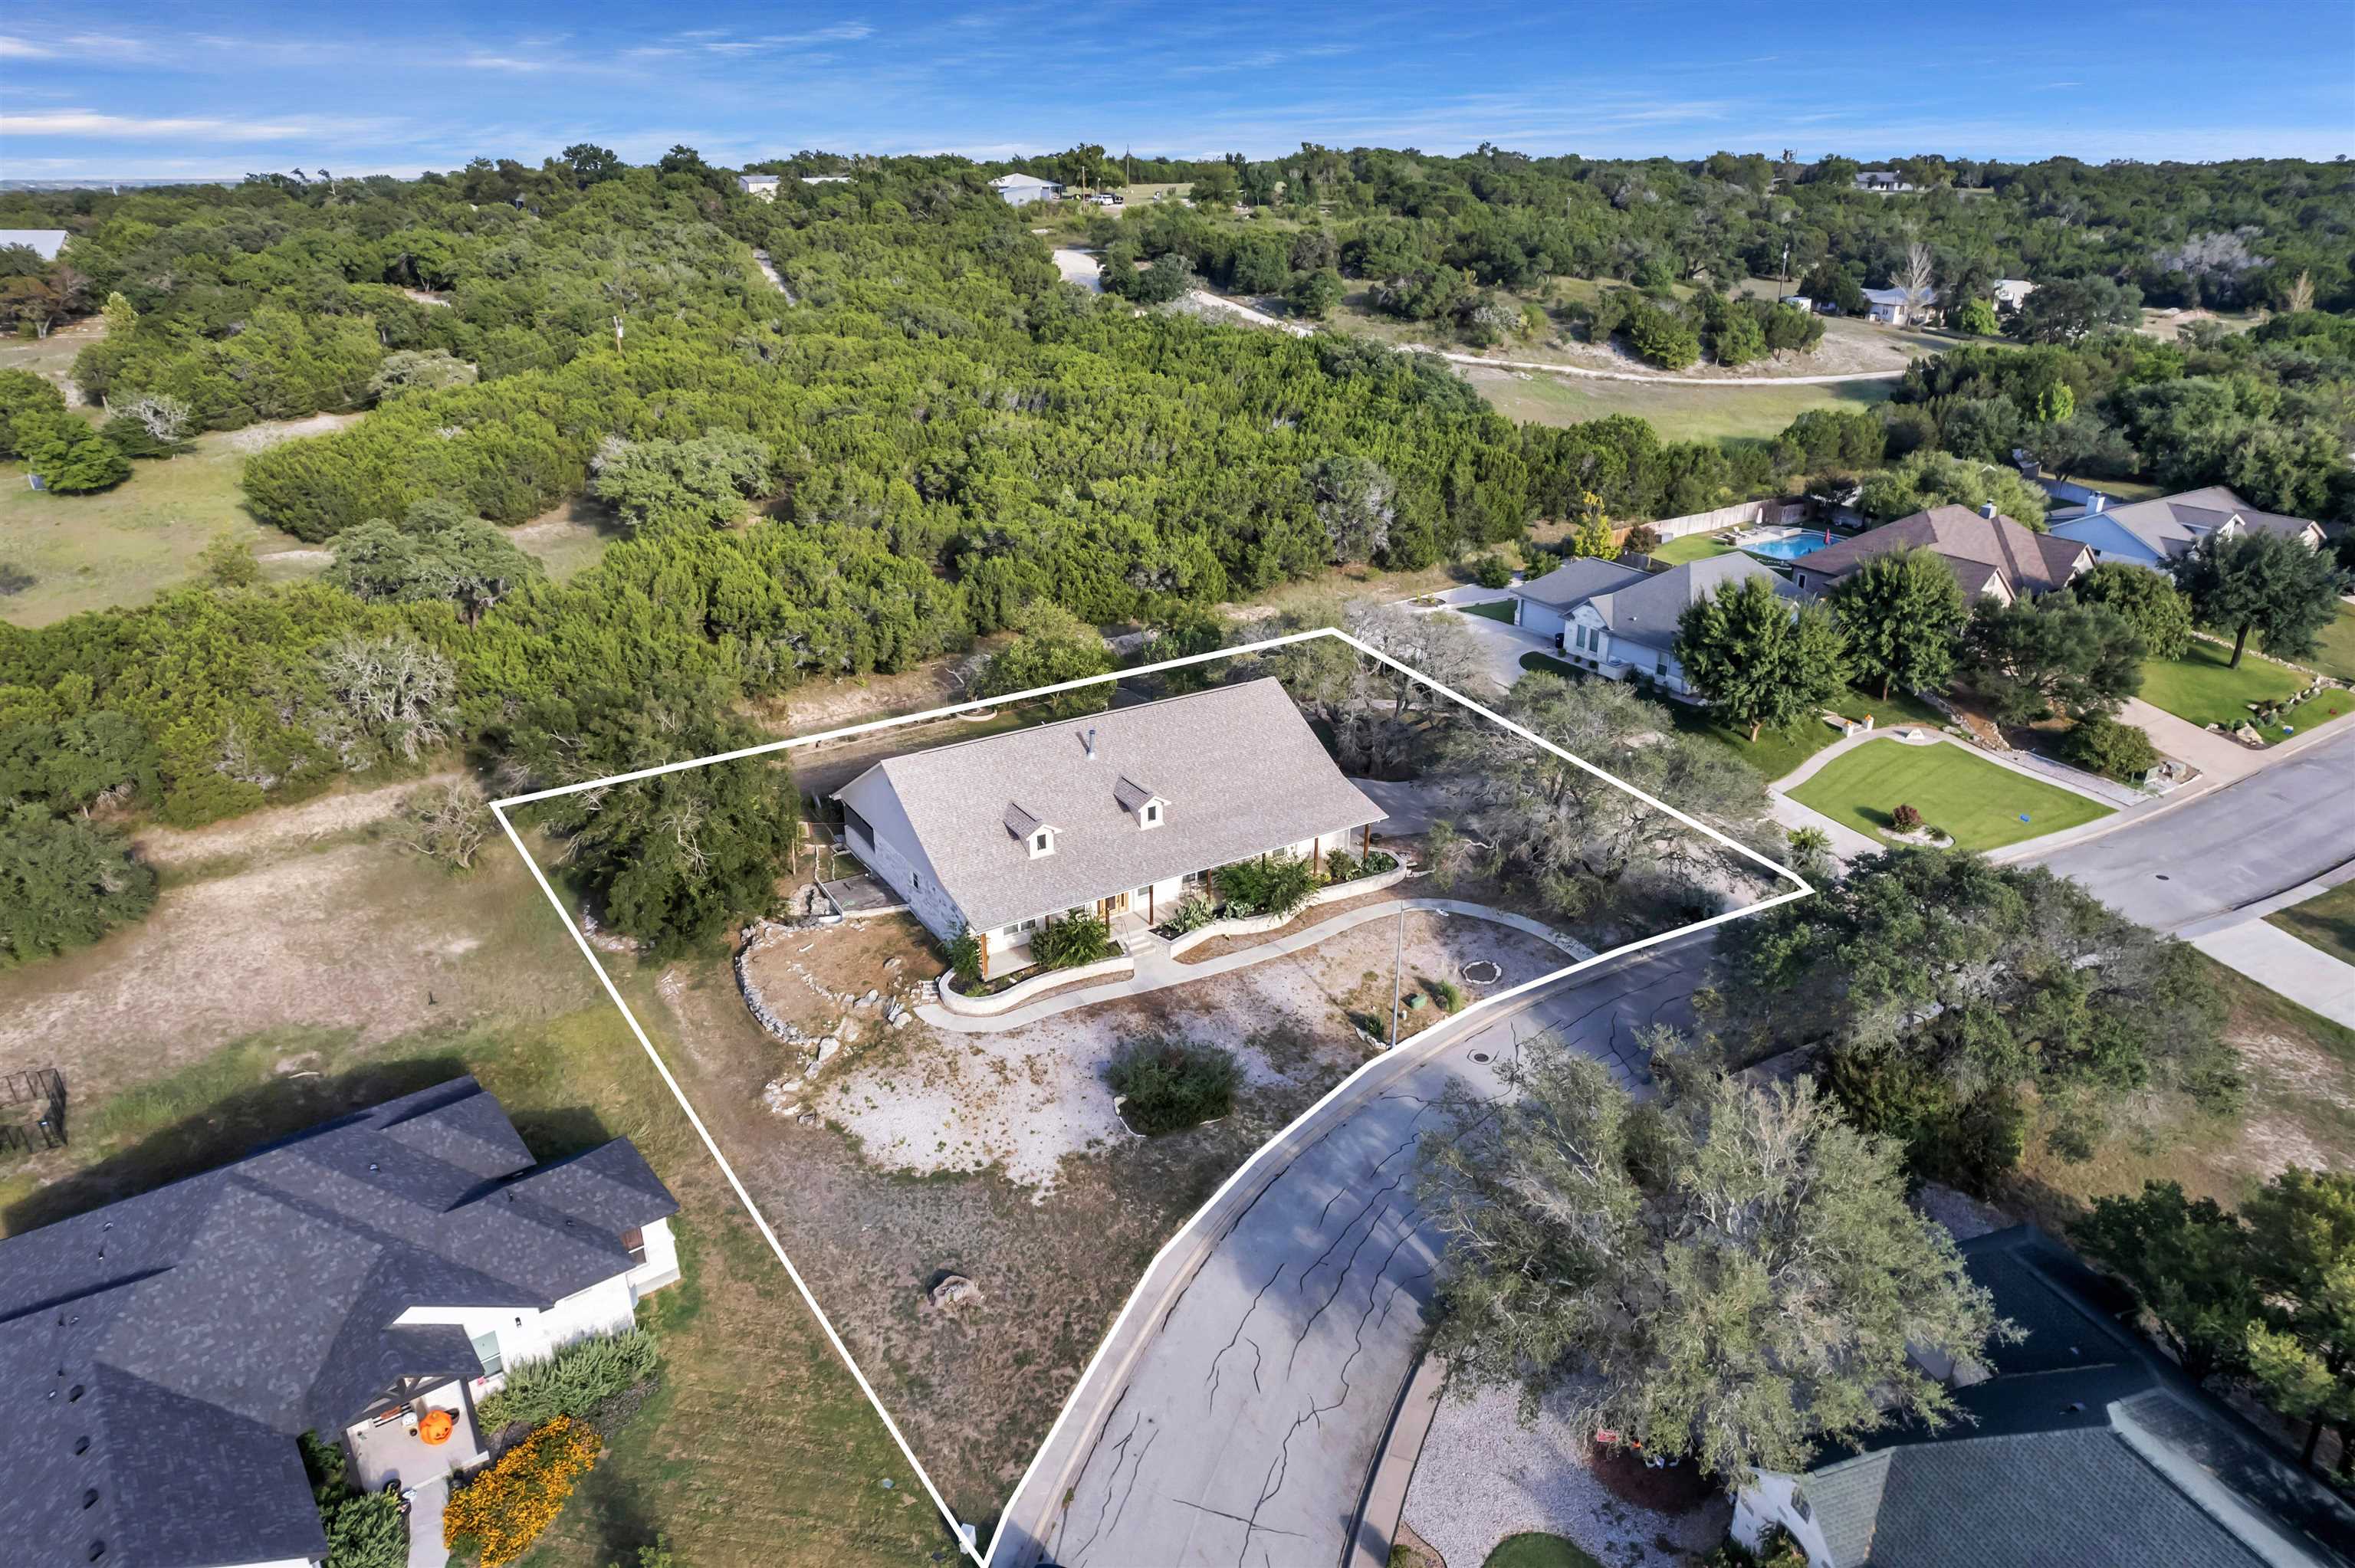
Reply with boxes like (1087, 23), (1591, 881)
(1082, 727), (1097, 760)
(1979, 500), (1998, 520)
(2091, 493), (2107, 513)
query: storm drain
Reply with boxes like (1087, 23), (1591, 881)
(1470, 1051), (1493, 1064)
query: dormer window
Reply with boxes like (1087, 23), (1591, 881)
(1032, 830), (1053, 857)
(1006, 802), (1054, 857)
(1115, 776), (1165, 829)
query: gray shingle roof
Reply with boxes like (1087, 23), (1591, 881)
(0, 1078), (677, 1568)
(1586, 553), (1797, 648)
(835, 677), (1384, 932)
(1511, 556), (1645, 609)
(1801, 506), (2088, 598)
(1780, 1227), (2355, 1568)
(2060, 485), (2325, 559)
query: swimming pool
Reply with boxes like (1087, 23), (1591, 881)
(1739, 529), (1838, 562)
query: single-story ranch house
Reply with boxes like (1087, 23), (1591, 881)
(1735, 1225), (2355, 1566)
(2048, 484), (2328, 571)
(0, 1078), (680, 1568)
(1510, 553), (1799, 699)
(990, 171), (1064, 205)
(835, 678), (1384, 978)
(1789, 503), (2091, 604)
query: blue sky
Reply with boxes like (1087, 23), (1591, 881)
(3, 1), (2350, 180)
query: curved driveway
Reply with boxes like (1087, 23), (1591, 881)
(993, 940), (1703, 1568)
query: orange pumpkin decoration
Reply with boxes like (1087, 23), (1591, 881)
(417, 1409), (456, 1446)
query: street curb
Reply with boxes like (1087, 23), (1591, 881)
(1345, 1350), (1449, 1568)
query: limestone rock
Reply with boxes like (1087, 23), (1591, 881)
(815, 1036), (842, 1066)
(928, 1274), (983, 1310)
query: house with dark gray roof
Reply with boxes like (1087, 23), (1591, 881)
(1734, 1225), (2355, 1567)
(2048, 484), (2327, 572)
(1790, 503), (2091, 604)
(1507, 556), (1647, 645)
(0, 1077), (681, 1568)
(1527, 553), (1799, 699)
(835, 677), (1384, 977)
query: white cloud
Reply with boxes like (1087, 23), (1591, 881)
(0, 34), (57, 57)
(0, 109), (376, 142)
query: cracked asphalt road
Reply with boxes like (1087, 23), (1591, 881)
(1013, 943), (1703, 1568)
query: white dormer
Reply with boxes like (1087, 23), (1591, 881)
(1114, 776), (1166, 830)
(1005, 803), (1056, 858)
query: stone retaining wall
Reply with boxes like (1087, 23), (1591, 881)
(935, 951), (1135, 1017)
(1165, 862), (1414, 958)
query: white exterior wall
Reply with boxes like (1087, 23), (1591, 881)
(848, 812), (967, 945)
(393, 1218), (678, 1393)
(1562, 605), (1687, 693)
(626, 1214), (681, 1293)
(1733, 1473), (1837, 1564)
(1517, 599), (1569, 643)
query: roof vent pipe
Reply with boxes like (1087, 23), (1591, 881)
(1082, 727), (1097, 760)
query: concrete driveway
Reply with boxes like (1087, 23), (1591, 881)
(1000, 943), (1706, 1568)
(1434, 606), (1552, 694)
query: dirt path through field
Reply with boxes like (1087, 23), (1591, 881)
(130, 771), (459, 868)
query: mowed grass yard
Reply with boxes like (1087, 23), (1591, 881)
(2138, 640), (2307, 729)
(1789, 737), (2111, 851)
(2307, 602), (2355, 684)
(2268, 880), (2355, 970)
(0, 442), (324, 626)
(1669, 683), (1949, 785)
(1647, 532), (1736, 566)
(1463, 365), (1894, 448)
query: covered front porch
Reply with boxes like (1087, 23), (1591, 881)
(344, 1378), (489, 1494)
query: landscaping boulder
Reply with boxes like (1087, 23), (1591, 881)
(929, 1274), (983, 1310)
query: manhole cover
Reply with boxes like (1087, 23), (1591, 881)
(1460, 959), (1504, 985)
(1470, 1051), (1493, 1064)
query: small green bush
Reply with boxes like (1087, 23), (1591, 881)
(1470, 553), (1513, 589)
(944, 927), (982, 990)
(1106, 1038), (1243, 1134)
(1033, 910), (1114, 968)
(1160, 894), (1216, 935)
(1216, 852), (1319, 918)
(475, 1328), (659, 1431)
(1427, 977), (1463, 1012)
(1322, 848), (1358, 884)
(1363, 849), (1398, 874)
(2059, 713), (2159, 782)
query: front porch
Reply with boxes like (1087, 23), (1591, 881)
(345, 1380), (489, 1494)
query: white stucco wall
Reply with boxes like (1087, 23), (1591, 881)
(396, 1215), (678, 1389)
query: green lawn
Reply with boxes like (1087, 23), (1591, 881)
(1521, 651), (1582, 680)
(1457, 597), (1517, 622)
(2138, 641), (2306, 729)
(2307, 603), (2355, 685)
(2268, 881), (2355, 971)
(1670, 684), (1949, 786)
(1648, 532), (1737, 566)
(1483, 1534), (1604, 1568)
(1, 438), (321, 627)
(1466, 366), (1894, 449)
(1790, 737), (2113, 851)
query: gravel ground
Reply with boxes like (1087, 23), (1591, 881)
(812, 911), (1562, 1192)
(1404, 1383), (1730, 1568)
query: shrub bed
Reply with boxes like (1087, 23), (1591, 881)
(444, 1416), (601, 1567)
(1106, 1038), (1243, 1135)
(475, 1327), (659, 1432)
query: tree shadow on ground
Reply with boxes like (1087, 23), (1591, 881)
(4, 1052), (615, 1235)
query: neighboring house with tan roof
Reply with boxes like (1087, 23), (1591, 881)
(834, 678), (1384, 976)
(1735, 1225), (2355, 1567)
(1514, 554), (1800, 699)
(1791, 504), (2091, 604)
(2048, 484), (2327, 572)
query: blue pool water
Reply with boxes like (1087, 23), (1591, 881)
(1742, 531), (1837, 561)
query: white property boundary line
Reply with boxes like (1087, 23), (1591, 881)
(489, 628), (1813, 1566)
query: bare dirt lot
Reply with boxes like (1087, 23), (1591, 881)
(666, 904), (1568, 1525)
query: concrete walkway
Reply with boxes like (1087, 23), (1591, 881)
(406, 1478), (449, 1568)
(2120, 696), (2267, 784)
(2196, 921), (2355, 1028)
(916, 894), (1595, 1034)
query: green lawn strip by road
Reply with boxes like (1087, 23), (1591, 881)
(1670, 683), (1949, 786)
(2257, 687), (2352, 745)
(2305, 603), (2355, 685)
(1457, 597), (1517, 622)
(1647, 532), (1737, 566)
(1790, 738), (2111, 851)
(1483, 1534), (1604, 1568)
(2268, 881), (2355, 971)
(2137, 641), (2306, 730)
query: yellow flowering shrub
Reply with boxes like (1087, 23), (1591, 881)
(442, 1416), (602, 1567)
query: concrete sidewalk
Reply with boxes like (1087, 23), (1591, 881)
(2194, 921), (2355, 1028)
